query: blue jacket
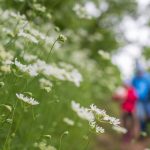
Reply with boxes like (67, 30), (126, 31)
(132, 73), (150, 102)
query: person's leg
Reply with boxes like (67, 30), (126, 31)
(140, 120), (146, 132)
(122, 112), (134, 142)
(126, 113), (134, 138)
(145, 102), (150, 135)
(132, 111), (139, 139)
(122, 112), (129, 142)
(129, 112), (137, 139)
(136, 102), (146, 133)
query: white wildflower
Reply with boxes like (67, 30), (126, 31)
(32, 59), (83, 86)
(89, 120), (96, 129)
(63, 117), (74, 126)
(71, 101), (94, 121)
(14, 58), (82, 86)
(98, 50), (110, 60)
(33, 3), (46, 13)
(18, 30), (38, 44)
(72, 101), (120, 134)
(73, 4), (92, 19)
(34, 139), (56, 150)
(10, 11), (26, 20)
(27, 27), (47, 41)
(23, 53), (37, 62)
(90, 104), (106, 116)
(103, 115), (120, 126)
(89, 121), (104, 134)
(112, 126), (127, 134)
(96, 125), (105, 134)
(14, 59), (38, 77)
(14, 58), (28, 71)
(69, 69), (83, 87)
(39, 78), (53, 92)
(16, 93), (39, 105)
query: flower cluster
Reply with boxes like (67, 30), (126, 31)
(112, 126), (127, 134)
(73, 4), (92, 19)
(63, 117), (75, 126)
(14, 58), (38, 77)
(16, 93), (39, 105)
(23, 53), (37, 63)
(34, 139), (56, 150)
(0, 46), (14, 73)
(71, 101), (120, 134)
(71, 101), (94, 121)
(98, 50), (110, 60)
(89, 120), (105, 133)
(18, 30), (39, 44)
(14, 58), (83, 87)
(39, 78), (53, 93)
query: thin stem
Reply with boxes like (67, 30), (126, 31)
(84, 132), (91, 150)
(59, 133), (65, 150)
(46, 39), (58, 62)
(3, 99), (18, 149)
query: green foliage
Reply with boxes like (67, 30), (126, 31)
(0, 0), (136, 149)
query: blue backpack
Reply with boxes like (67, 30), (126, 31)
(132, 73), (150, 102)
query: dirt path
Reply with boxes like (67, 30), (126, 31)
(94, 134), (150, 150)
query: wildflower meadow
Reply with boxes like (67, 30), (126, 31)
(0, 0), (141, 150)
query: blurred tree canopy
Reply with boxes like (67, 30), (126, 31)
(0, 0), (138, 101)
(0, 0), (140, 149)
(1, 0), (137, 57)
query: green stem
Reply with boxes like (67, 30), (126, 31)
(3, 99), (18, 150)
(59, 132), (66, 150)
(84, 132), (91, 150)
(46, 39), (58, 62)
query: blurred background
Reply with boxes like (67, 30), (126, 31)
(1, 0), (150, 150)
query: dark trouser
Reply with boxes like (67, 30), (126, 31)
(122, 112), (135, 142)
(136, 101), (150, 132)
(122, 112), (134, 131)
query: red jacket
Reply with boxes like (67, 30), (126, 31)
(121, 87), (137, 113)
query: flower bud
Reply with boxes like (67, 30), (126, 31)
(57, 34), (67, 42)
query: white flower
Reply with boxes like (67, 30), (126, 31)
(73, 4), (92, 19)
(98, 50), (110, 60)
(39, 78), (53, 92)
(71, 101), (94, 121)
(31, 59), (83, 86)
(34, 139), (56, 150)
(14, 58), (28, 72)
(14, 58), (82, 86)
(112, 126), (127, 134)
(90, 104), (106, 116)
(33, 3), (46, 13)
(18, 30), (38, 44)
(16, 93), (39, 105)
(69, 69), (83, 87)
(71, 101), (120, 134)
(23, 53), (37, 62)
(14, 58), (38, 77)
(96, 126), (105, 134)
(103, 115), (120, 126)
(63, 117), (74, 126)
(27, 27), (47, 41)
(10, 11), (26, 20)
(89, 120), (96, 129)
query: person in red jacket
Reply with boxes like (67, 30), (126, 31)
(113, 80), (138, 142)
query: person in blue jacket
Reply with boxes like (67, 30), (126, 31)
(132, 60), (150, 134)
